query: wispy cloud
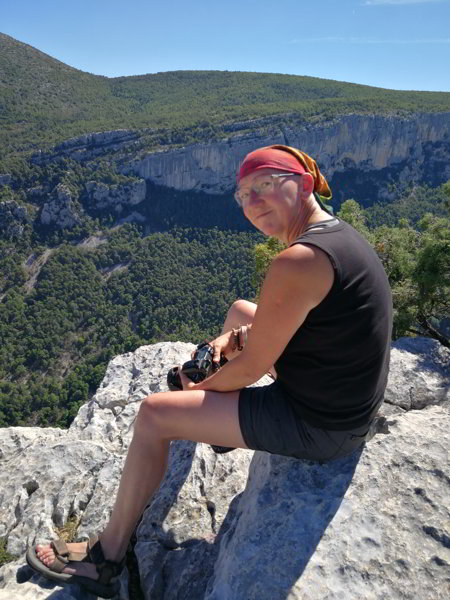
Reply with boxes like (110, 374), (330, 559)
(365, 0), (447, 5)
(290, 36), (450, 44)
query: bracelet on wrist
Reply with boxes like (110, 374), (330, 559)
(240, 325), (248, 348)
(231, 328), (239, 352)
(237, 327), (243, 351)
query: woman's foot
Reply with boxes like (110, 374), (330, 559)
(27, 535), (126, 598)
(35, 540), (97, 579)
(34, 534), (126, 581)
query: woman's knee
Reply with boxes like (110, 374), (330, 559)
(226, 299), (257, 325)
(136, 392), (173, 435)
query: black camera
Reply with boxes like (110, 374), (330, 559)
(167, 341), (234, 454)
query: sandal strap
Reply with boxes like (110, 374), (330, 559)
(49, 539), (88, 573)
(87, 535), (104, 564)
(51, 539), (69, 558)
(51, 538), (88, 562)
(87, 535), (126, 585)
(49, 550), (69, 574)
(50, 539), (70, 573)
(96, 560), (124, 585)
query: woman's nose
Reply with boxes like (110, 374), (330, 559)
(248, 188), (264, 206)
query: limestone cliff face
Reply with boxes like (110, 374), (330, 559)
(123, 112), (450, 203)
(85, 179), (146, 212)
(0, 200), (29, 239)
(31, 130), (140, 165)
(40, 184), (81, 229)
(0, 338), (449, 600)
(20, 112), (450, 213)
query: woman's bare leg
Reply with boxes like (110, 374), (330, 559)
(36, 299), (261, 578)
(223, 299), (276, 378)
(222, 299), (257, 335)
(35, 388), (246, 579)
(101, 388), (247, 557)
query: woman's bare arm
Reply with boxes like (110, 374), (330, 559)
(189, 243), (335, 392)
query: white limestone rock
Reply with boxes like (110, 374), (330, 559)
(0, 439), (112, 555)
(0, 426), (65, 462)
(28, 114), (450, 207)
(54, 130), (138, 154)
(384, 337), (449, 411)
(40, 184), (82, 229)
(0, 338), (448, 600)
(85, 179), (146, 212)
(204, 404), (450, 600)
(32, 130), (140, 165)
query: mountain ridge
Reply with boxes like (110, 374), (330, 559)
(2, 32), (450, 168)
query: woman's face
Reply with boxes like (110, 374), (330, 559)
(237, 169), (302, 240)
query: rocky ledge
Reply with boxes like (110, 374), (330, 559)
(0, 201), (30, 240)
(85, 180), (146, 212)
(0, 338), (448, 600)
(40, 184), (82, 229)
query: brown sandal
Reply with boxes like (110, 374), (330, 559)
(26, 534), (125, 599)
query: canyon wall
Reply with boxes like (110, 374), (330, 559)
(123, 112), (450, 204)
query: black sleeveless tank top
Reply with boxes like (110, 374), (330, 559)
(274, 219), (393, 430)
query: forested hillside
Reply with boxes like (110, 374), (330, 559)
(0, 225), (262, 427)
(2, 32), (450, 172)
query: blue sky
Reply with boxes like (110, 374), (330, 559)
(1, 0), (450, 91)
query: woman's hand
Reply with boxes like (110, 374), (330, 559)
(179, 369), (197, 391)
(191, 331), (235, 364)
(208, 330), (235, 364)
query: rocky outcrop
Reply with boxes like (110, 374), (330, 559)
(40, 184), (81, 229)
(122, 112), (450, 205)
(32, 130), (141, 164)
(0, 338), (448, 599)
(85, 179), (146, 212)
(0, 200), (29, 239)
(384, 337), (449, 411)
(29, 177), (146, 224)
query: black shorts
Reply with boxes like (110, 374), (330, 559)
(238, 382), (370, 462)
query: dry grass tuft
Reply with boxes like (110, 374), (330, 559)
(55, 515), (81, 543)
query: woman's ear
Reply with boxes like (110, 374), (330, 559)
(301, 172), (314, 196)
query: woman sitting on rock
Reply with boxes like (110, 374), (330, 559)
(27, 145), (393, 598)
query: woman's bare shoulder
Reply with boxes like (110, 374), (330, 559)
(274, 242), (333, 271)
(267, 243), (334, 304)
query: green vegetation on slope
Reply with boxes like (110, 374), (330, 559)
(2, 32), (450, 170)
(0, 225), (262, 427)
(338, 199), (450, 345)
